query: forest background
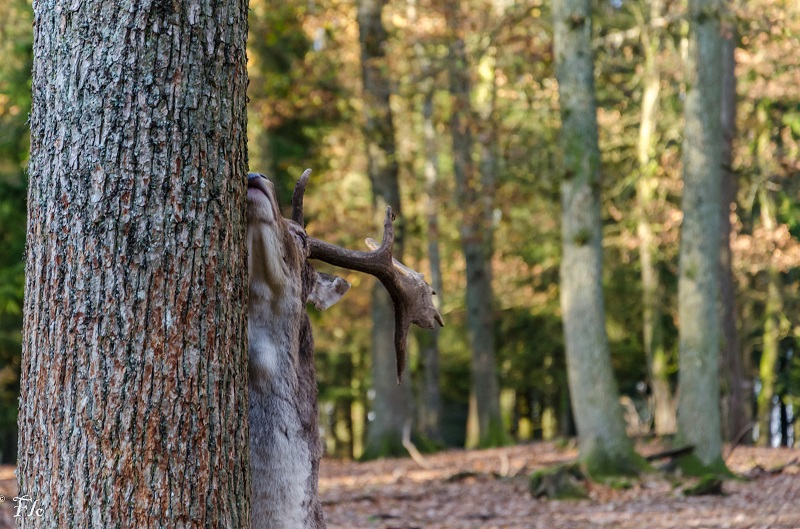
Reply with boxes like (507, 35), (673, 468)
(0, 0), (798, 463)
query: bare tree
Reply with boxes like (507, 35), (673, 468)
(247, 170), (442, 528)
(443, 0), (506, 448)
(718, 25), (748, 443)
(635, 0), (676, 436)
(552, 0), (641, 476)
(356, 0), (413, 458)
(406, 0), (445, 447)
(676, 0), (726, 469)
(755, 186), (782, 447)
(19, 1), (251, 526)
(418, 88), (445, 444)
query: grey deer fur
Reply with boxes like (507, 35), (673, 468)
(246, 170), (442, 529)
(247, 173), (349, 529)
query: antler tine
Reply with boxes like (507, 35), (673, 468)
(307, 207), (395, 275)
(306, 205), (444, 383)
(365, 238), (424, 280)
(291, 168), (313, 225)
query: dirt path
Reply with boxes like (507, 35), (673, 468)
(0, 443), (797, 528)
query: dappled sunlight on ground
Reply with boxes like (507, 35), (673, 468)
(0, 442), (796, 528)
(320, 442), (800, 529)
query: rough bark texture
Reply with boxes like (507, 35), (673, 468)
(357, 0), (412, 459)
(444, 0), (506, 448)
(553, 0), (638, 476)
(20, 1), (250, 527)
(718, 29), (748, 443)
(676, 0), (725, 468)
(636, 0), (675, 436)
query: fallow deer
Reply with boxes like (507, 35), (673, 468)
(246, 170), (442, 529)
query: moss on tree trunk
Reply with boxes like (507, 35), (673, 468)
(552, 0), (640, 477)
(675, 0), (726, 469)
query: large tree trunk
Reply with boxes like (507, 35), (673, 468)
(636, 0), (675, 436)
(19, 1), (250, 527)
(553, 0), (639, 477)
(357, 0), (413, 459)
(718, 27), (748, 443)
(444, 0), (506, 448)
(676, 0), (725, 469)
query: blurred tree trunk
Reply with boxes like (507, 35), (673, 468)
(18, 0), (250, 526)
(358, 0), (413, 459)
(444, 0), (507, 448)
(676, 0), (725, 469)
(553, 0), (639, 476)
(756, 187), (782, 447)
(416, 87), (444, 444)
(0, 0), (30, 466)
(719, 27), (749, 443)
(405, 0), (444, 446)
(248, 122), (273, 182)
(635, 0), (675, 436)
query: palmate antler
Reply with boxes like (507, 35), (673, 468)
(292, 169), (444, 383)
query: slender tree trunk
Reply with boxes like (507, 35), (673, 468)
(444, 0), (506, 448)
(779, 397), (789, 447)
(636, 0), (675, 436)
(477, 46), (499, 262)
(676, 0), (726, 469)
(357, 0), (413, 459)
(404, 0), (444, 444)
(718, 27), (748, 443)
(553, 0), (639, 476)
(19, 1), (250, 527)
(351, 367), (367, 458)
(416, 88), (444, 444)
(756, 187), (782, 447)
(469, 45), (503, 449)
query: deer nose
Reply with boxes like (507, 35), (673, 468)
(247, 173), (274, 192)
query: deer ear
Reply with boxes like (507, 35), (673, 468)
(309, 272), (350, 311)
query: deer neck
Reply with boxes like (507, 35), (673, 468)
(248, 264), (325, 529)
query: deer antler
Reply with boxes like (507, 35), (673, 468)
(292, 169), (444, 383)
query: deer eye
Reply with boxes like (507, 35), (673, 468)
(287, 222), (309, 254)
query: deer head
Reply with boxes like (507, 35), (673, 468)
(246, 173), (350, 327)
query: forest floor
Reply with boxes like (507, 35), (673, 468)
(319, 441), (799, 529)
(0, 441), (797, 528)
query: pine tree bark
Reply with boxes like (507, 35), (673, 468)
(18, 1), (250, 527)
(718, 27), (748, 443)
(357, 0), (413, 459)
(636, 0), (675, 436)
(553, 0), (639, 476)
(676, 0), (725, 468)
(444, 0), (506, 448)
